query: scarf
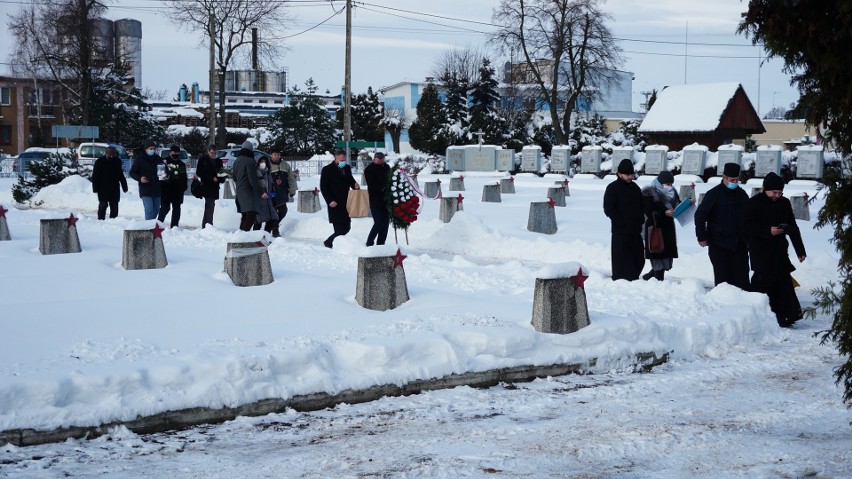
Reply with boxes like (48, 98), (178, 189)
(652, 178), (676, 209)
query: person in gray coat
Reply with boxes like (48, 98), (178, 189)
(231, 140), (261, 231)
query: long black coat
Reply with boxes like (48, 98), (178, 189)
(319, 162), (357, 224)
(256, 170), (279, 223)
(695, 181), (749, 250)
(129, 154), (162, 198)
(160, 157), (188, 204)
(742, 193), (806, 274)
(195, 153), (221, 199)
(91, 155), (127, 202)
(363, 162), (390, 208)
(603, 177), (644, 235)
(642, 185), (680, 260)
(232, 150), (260, 213)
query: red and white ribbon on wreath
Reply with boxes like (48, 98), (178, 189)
(399, 169), (441, 213)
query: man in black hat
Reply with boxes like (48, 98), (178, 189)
(157, 145), (188, 228)
(363, 152), (391, 246)
(742, 172), (807, 327)
(694, 162), (750, 289)
(603, 159), (645, 280)
(319, 148), (360, 248)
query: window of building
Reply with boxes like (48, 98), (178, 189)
(274, 100), (283, 104)
(0, 87), (10, 106)
(258, 100), (268, 104)
(0, 125), (12, 145)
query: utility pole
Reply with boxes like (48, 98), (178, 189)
(208, 13), (216, 147)
(344, 0), (352, 152)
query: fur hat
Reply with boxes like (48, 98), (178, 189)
(657, 170), (674, 185)
(723, 162), (741, 178)
(763, 172), (785, 191)
(617, 158), (635, 175)
(241, 140), (254, 151)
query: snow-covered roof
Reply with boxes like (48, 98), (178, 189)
(638, 82), (742, 133)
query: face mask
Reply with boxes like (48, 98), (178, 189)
(170, 153), (178, 159)
(259, 164), (267, 171)
(663, 185), (674, 192)
(338, 160), (348, 168)
(146, 149), (155, 156)
(726, 182), (739, 190)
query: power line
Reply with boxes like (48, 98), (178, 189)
(356, 5), (487, 34)
(267, 4), (345, 40)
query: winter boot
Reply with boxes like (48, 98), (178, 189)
(654, 269), (665, 281)
(642, 270), (655, 281)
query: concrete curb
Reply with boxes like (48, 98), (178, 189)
(0, 351), (669, 447)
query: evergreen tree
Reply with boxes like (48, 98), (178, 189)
(350, 87), (384, 142)
(12, 152), (79, 203)
(268, 78), (337, 156)
(469, 58), (506, 146)
(441, 73), (469, 145)
(570, 113), (608, 153)
(408, 83), (448, 155)
(740, 0), (852, 405)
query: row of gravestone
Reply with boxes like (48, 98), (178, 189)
(445, 143), (826, 180)
(678, 183), (811, 221)
(1, 209), (591, 334)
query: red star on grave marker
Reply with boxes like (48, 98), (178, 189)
(547, 197), (556, 208)
(457, 194), (464, 204)
(803, 191), (809, 199)
(509, 176), (515, 183)
(66, 213), (78, 228)
(459, 175), (464, 182)
(152, 223), (165, 239)
(570, 271), (589, 289)
(690, 182), (696, 189)
(0, 205), (7, 218)
(393, 248), (407, 268)
(562, 179), (569, 185)
(313, 187), (319, 196)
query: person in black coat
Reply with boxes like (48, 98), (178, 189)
(157, 145), (188, 228)
(742, 172), (807, 327)
(129, 140), (163, 220)
(91, 146), (128, 220)
(363, 152), (391, 246)
(603, 159), (645, 281)
(195, 144), (221, 228)
(268, 151), (297, 237)
(252, 155), (279, 234)
(694, 162), (750, 289)
(641, 170), (680, 281)
(319, 148), (360, 248)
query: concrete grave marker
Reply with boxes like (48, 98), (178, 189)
(424, 180), (442, 199)
(547, 186), (567, 207)
(581, 146), (602, 174)
(796, 145), (824, 179)
(791, 194), (811, 221)
(297, 188), (323, 213)
(225, 232), (274, 287)
(449, 176), (465, 191)
(446, 146), (465, 171)
(39, 213), (82, 255)
(500, 176), (516, 194)
(223, 179), (236, 199)
(644, 145), (668, 176)
(527, 200), (557, 234)
(355, 246), (410, 311)
(554, 179), (571, 196)
(439, 195), (464, 223)
(531, 263), (591, 334)
(464, 145), (497, 171)
(549, 146), (571, 173)
(122, 221), (168, 270)
(755, 145), (783, 177)
(0, 204), (10, 241)
(521, 146), (542, 173)
(681, 144), (708, 176)
(610, 146), (634, 167)
(482, 183), (502, 203)
(716, 144), (743, 177)
(496, 148), (515, 171)
(679, 183), (696, 202)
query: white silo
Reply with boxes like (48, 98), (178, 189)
(115, 19), (142, 87)
(91, 18), (115, 67)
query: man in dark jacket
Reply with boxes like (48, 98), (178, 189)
(91, 146), (128, 220)
(742, 172), (807, 327)
(320, 148), (360, 248)
(603, 159), (645, 280)
(363, 152), (391, 246)
(129, 140), (163, 220)
(195, 144), (221, 228)
(157, 145), (188, 228)
(232, 140), (261, 231)
(268, 151), (298, 237)
(694, 162), (750, 289)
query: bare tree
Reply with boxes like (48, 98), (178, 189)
(381, 108), (407, 154)
(430, 45), (486, 85)
(167, 0), (289, 147)
(491, 0), (622, 144)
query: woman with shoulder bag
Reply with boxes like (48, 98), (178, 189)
(641, 170), (680, 281)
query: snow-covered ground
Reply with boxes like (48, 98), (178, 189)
(0, 171), (850, 477)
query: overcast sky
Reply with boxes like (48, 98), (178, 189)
(0, 0), (799, 116)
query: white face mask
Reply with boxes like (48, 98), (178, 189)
(258, 164), (267, 171)
(663, 185), (675, 192)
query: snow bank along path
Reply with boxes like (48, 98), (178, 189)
(0, 173), (833, 446)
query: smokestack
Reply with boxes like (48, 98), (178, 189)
(252, 28), (258, 71)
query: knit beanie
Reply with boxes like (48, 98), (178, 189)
(617, 159), (635, 175)
(763, 172), (785, 191)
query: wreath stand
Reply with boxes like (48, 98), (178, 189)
(393, 226), (409, 245)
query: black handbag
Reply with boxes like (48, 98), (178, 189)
(190, 178), (203, 199)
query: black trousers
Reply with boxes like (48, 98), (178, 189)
(97, 200), (118, 220)
(157, 199), (181, 228)
(202, 197), (215, 228)
(751, 271), (802, 326)
(239, 212), (257, 232)
(611, 233), (644, 281)
(708, 244), (750, 290)
(367, 206), (390, 246)
(325, 219), (351, 246)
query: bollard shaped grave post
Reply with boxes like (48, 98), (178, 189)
(531, 262), (591, 334)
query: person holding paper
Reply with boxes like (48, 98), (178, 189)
(694, 162), (750, 289)
(640, 170), (680, 281)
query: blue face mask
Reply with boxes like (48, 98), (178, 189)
(337, 160), (347, 168)
(726, 181), (739, 190)
(146, 149), (156, 156)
